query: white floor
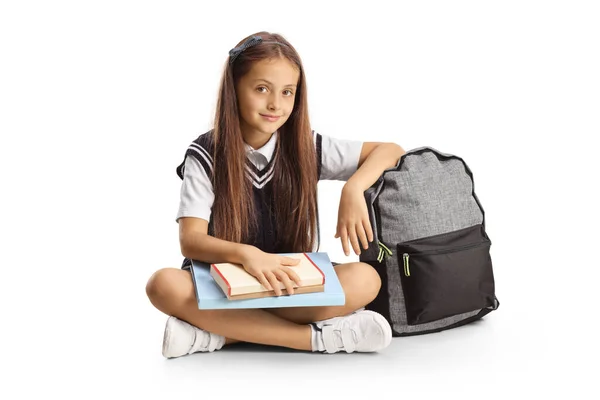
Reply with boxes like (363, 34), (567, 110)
(89, 295), (595, 400)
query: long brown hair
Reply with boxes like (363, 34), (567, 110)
(211, 31), (319, 252)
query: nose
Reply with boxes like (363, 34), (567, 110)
(267, 93), (280, 111)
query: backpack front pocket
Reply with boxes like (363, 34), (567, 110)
(396, 224), (496, 325)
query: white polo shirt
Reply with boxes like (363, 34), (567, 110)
(176, 132), (363, 222)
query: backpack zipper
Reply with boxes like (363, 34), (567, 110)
(403, 253), (410, 277)
(402, 240), (489, 277)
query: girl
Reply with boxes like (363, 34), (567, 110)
(146, 32), (405, 357)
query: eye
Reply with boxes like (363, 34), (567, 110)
(283, 89), (294, 96)
(256, 86), (268, 93)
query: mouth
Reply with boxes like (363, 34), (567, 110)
(260, 114), (281, 122)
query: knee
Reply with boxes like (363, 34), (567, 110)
(145, 268), (191, 310)
(358, 262), (382, 302)
(341, 262), (382, 306)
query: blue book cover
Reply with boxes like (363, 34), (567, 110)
(190, 252), (345, 309)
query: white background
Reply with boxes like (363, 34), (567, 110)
(1, 1), (599, 399)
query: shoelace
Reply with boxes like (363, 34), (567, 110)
(322, 325), (357, 353)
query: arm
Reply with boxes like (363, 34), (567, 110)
(179, 217), (301, 295)
(177, 155), (258, 265)
(345, 142), (405, 192)
(335, 142), (405, 255)
(179, 217), (256, 265)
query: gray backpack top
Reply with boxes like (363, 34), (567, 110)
(361, 146), (499, 336)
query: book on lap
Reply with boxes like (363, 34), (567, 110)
(210, 253), (326, 300)
(189, 252), (345, 309)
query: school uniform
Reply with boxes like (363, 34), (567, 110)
(175, 130), (363, 269)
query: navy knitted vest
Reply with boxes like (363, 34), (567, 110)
(176, 130), (323, 268)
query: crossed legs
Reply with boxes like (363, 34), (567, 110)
(145, 262), (382, 351)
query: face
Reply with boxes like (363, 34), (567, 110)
(236, 57), (300, 147)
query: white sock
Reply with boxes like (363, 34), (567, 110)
(310, 323), (325, 352)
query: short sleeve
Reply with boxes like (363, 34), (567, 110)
(319, 133), (363, 181)
(176, 155), (214, 223)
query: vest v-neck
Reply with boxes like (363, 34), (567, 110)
(246, 144), (278, 175)
(244, 132), (277, 170)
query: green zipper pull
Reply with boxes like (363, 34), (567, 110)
(377, 241), (392, 262)
(379, 242), (392, 257)
(377, 241), (393, 263)
(403, 253), (410, 276)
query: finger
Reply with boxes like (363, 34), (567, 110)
(348, 227), (362, 255)
(274, 270), (295, 295)
(256, 273), (272, 291)
(363, 217), (374, 243)
(281, 257), (301, 266)
(281, 266), (302, 287)
(338, 226), (350, 256)
(356, 223), (369, 251)
(334, 222), (342, 239)
(265, 272), (282, 296)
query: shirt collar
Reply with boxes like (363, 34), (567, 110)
(244, 131), (277, 162)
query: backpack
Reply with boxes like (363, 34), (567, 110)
(361, 146), (500, 336)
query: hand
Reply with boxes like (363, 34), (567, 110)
(335, 182), (374, 256)
(240, 248), (302, 296)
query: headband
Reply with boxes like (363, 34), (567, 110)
(228, 35), (288, 64)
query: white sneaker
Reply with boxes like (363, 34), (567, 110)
(162, 316), (225, 358)
(311, 310), (392, 354)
